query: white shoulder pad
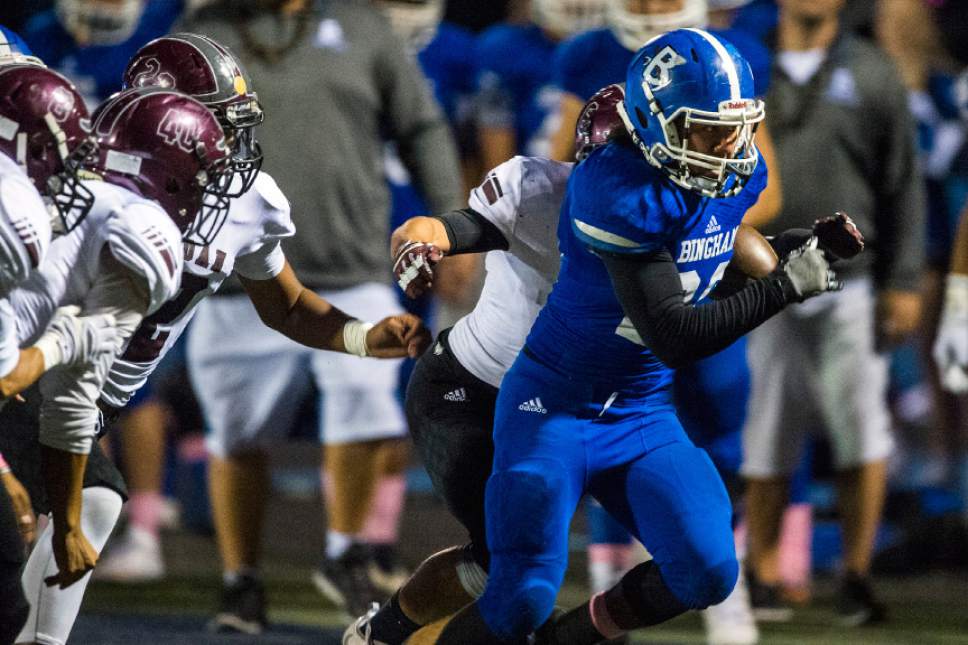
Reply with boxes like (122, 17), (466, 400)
(467, 156), (529, 241)
(0, 173), (52, 291)
(248, 172), (297, 242)
(105, 202), (184, 316)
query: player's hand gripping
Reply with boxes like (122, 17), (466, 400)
(934, 274), (968, 393)
(1, 469), (36, 546)
(779, 237), (843, 301)
(393, 240), (445, 299)
(46, 526), (98, 588)
(365, 313), (433, 358)
(38, 306), (120, 368)
(813, 212), (864, 260)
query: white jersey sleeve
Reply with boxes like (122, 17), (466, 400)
(37, 258), (149, 454)
(232, 172), (295, 281)
(0, 168), (52, 292)
(105, 202), (183, 316)
(0, 298), (17, 377)
(467, 156), (573, 257)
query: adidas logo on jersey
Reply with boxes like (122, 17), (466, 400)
(444, 388), (467, 402)
(705, 216), (721, 234)
(518, 398), (547, 414)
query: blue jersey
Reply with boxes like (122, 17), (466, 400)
(475, 23), (560, 155)
(554, 27), (771, 102)
(22, 1), (183, 105)
(524, 141), (767, 396)
(419, 22), (478, 126)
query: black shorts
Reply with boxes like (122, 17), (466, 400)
(0, 386), (127, 515)
(405, 328), (498, 568)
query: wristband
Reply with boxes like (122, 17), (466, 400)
(34, 330), (65, 370)
(944, 274), (968, 318)
(343, 320), (374, 358)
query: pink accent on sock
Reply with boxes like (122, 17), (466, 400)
(588, 543), (635, 568)
(589, 591), (626, 641)
(734, 519), (748, 560)
(360, 475), (406, 544)
(128, 491), (164, 536)
(778, 503), (813, 589)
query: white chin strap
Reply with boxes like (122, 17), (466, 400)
(608, 0), (708, 51)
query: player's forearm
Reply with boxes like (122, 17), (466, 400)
(275, 287), (355, 352)
(603, 250), (796, 368)
(0, 348), (44, 399)
(41, 444), (87, 533)
(392, 216), (452, 256)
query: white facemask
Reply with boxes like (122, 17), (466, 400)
(56, 0), (146, 46)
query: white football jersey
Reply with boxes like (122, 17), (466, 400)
(12, 180), (183, 345)
(101, 171), (295, 407)
(447, 156), (571, 388)
(0, 154), (53, 376)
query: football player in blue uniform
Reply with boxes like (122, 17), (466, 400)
(22, 0), (183, 104)
(433, 29), (845, 644)
(475, 0), (607, 170)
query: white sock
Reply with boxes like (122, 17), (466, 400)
(326, 530), (353, 559)
(18, 487), (123, 645)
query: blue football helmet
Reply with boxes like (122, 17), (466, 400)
(0, 25), (43, 66)
(619, 28), (764, 198)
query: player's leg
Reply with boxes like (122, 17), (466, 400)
(741, 308), (815, 619)
(95, 384), (169, 582)
(311, 283), (409, 616)
(436, 356), (588, 644)
(548, 425), (737, 644)
(817, 280), (892, 625)
(17, 486), (123, 645)
(187, 295), (311, 634)
(0, 482), (29, 645)
(351, 329), (498, 644)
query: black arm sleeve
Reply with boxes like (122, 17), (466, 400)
(433, 208), (510, 255)
(601, 249), (797, 368)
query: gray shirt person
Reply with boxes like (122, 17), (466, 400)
(185, 0), (463, 291)
(763, 32), (925, 293)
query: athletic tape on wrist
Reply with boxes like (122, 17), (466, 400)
(944, 274), (968, 318)
(343, 319), (374, 357)
(33, 331), (64, 370)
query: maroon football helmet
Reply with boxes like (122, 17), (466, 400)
(0, 63), (94, 232)
(123, 33), (263, 197)
(87, 87), (232, 244)
(574, 83), (625, 162)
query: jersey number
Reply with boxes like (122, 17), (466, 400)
(121, 273), (211, 362)
(615, 260), (731, 347)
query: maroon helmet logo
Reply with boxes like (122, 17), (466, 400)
(131, 57), (177, 89)
(48, 86), (76, 122)
(156, 108), (203, 153)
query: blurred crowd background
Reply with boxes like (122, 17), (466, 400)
(5, 0), (968, 641)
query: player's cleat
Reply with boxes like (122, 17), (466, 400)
(747, 571), (793, 623)
(836, 574), (886, 627)
(94, 526), (165, 583)
(701, 567), (759, 645)
(208, 573), (267, 635)
(367, 544), (410, 595)
(342, 602), (380, 645)
(313, 543), (382, 617)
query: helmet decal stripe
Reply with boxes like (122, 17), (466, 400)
(684, 28), (740, 100)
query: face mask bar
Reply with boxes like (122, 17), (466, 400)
(44, 126), (96, 234)
(221, 99), (264, 198)
(184, 162), (233, 246)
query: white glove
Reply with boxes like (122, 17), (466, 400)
(34, 306), (120, 369)
(781, 237), (843, 301)
(934, 274), (968, 394)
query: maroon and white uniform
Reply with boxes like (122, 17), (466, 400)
(101, 171), (294, 408)
(10, 179), (183, 454)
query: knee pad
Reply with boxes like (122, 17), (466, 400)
(480, 569), (559, 639)
(485, 467), (566, 557)
(663, 557), (739, 609)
